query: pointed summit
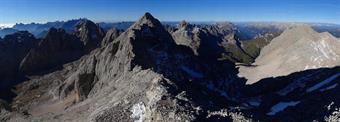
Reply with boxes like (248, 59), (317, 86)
(142, 12), (154, 20)
(131, 12), (163, 29)
(75, 19), (104, 52)
(178, 20), (189, 28)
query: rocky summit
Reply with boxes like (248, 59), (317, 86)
(0, 13), (340, 122)
(75, 19), (105, 52)
(239, 25), (340, 84)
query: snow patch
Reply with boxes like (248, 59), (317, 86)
(247, 98), (261, 107)
(130, 102), (146, 122)
(320, 84), (338, 92)
(306, 73), (340, 93)
(205, 81), (231, 99)
(181, 66), (203, 78)
(327, 102), (334, 110)
(277, 71), (321, 96)
(267, 101), (300, 116)
(310, 39), (339, 62)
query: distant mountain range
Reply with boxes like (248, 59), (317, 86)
(1, 19), (340, 39)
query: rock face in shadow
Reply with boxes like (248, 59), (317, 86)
(240, 66), (340, 122)
(19, 28), (84, 75)
(0, 31), (37, 100)
(19, 19), (105, 75)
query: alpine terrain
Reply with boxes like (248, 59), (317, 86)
(0, 12), (339, 122)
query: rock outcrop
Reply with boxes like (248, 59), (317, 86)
(171, 21), (201, 55)
(75, 19), (105, 52)
(101, 28), (121, 46)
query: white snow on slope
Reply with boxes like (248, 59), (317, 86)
(306, 73), (340, 93)
(266, 101), (300, 116)
(130, 102), (146, 122)
(310, 39), (339, 61)
(181, 66), (203, 78)
(277, 71), (321, 96)
(206, 81), (231, 99)
(320, 83), (338, 92)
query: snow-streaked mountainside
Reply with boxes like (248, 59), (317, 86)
(239, 25), (340, 84)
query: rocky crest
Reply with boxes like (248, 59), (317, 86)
(101, 28), (121, 46)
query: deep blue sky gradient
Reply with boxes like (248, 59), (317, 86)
(0, 0), (339, 25)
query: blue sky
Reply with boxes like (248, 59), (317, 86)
(0, 0), (339, 26)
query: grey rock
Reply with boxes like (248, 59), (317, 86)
(101, 28), (121, 47)
(75, 19), (105, 52)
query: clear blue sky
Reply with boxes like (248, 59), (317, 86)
(0, 0), (339, 25)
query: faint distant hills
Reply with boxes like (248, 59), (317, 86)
(234, 22), (340, 40)
(0, 28), (18, 38)
(0, 19), (133, 38)
(1, 19), (340, 39)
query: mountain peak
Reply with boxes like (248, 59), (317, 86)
(75, 19), (97, 31)
(74, 19), (104, 52)
(131, 12), (163, 28)
(46, 27), (65, 35)
(143, 12), (154, 19)
(284, 25), (316, 35)
(179, 20), (189, 28)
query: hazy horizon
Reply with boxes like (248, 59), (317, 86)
(0, 0), (339, 27)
